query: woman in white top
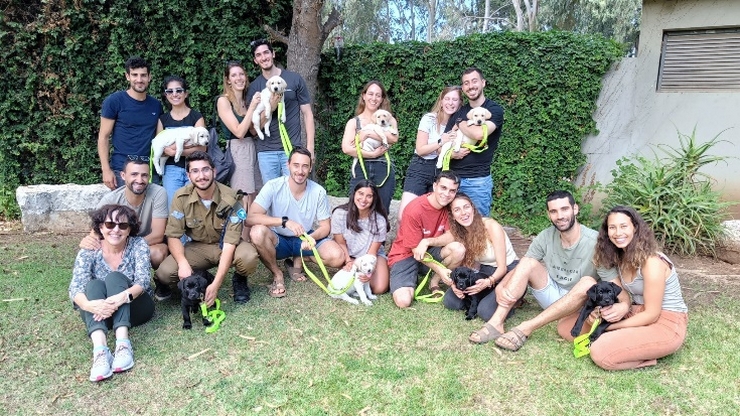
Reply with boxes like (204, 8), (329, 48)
(441, 193), (520, 322)
(560, 205), (688, 370)
(397, 86), (462, 223)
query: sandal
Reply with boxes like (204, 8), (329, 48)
(494, 328), (528, 352)
(284, 259), (307, 282)
(469, 323), (502, 344)
(269, 281), (287, 298)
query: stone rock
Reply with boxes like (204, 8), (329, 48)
(16, 184), (110, 233)
(717, 220), (740, 265)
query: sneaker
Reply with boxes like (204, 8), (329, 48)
(112, 342), (135, 373)
(232, 272), (251, 304)
(89, 348), (113, 382)
(154, 283), (172, 301)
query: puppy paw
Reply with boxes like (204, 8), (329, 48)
(465, 314), (475, 320)
(362, 300), (373, 306)
(183, 322), (192, 330)
(367, 294), (377, 300)
(345, 298), (359, 305)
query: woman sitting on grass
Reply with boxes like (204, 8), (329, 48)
(442, 192), (520, 323)
(69, 204), (154, 382)
(559, 205), (688, 370)
(331, 179), (391, 294)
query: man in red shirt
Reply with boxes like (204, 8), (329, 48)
(388, 170), (465, 308)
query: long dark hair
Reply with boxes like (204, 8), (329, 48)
(161, 75), (192, 110)
(333, 180), (390, 234)
(355, 80), (391, 115)
(594, 205), (658, 270)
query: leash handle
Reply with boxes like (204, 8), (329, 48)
(200, 298), (226, 334)
(298, 234), (354, 295)
(277, 102), (293, 158)
(414, 253), (446, 303)
(573, 317), (601, 358)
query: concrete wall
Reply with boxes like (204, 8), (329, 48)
(581, 0), (740, 217)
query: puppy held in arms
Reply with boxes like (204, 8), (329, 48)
(452, 266), (494, 320)
(329, 254), (378, 306)
(351, 109), (398, 178)
(571, 281), (622, 342)
(151, 126), (210, 176)
(436, 106), (492, 169)
(177, 270), (215, 330)
(252, 75), (288, 140)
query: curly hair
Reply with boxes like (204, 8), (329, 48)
(333, 180), (390, 234)
(355, 80), (391, 115)
(447, 193), (487, 268)
(91, 204), (141, 239)
(593, 205), (658, 270)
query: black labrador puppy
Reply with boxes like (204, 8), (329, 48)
(571, 281), (622, 342)
(177, 270), (215, 330)
(452, 267), (494, 320)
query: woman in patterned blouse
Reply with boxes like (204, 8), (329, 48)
(69, 204), (154, 382)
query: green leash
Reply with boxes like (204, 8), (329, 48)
(573, 317), (601, 358)
(200, 298), (226, 334)
(298, 234), (355, 295)
(441, 124), (488, 171)
(277, 102), (293, 158)
(414, 253), (446, 303)
(354, 132), (391, 187)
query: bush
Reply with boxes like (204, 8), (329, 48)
(598, 127), (732, 256)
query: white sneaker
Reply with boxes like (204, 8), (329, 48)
(112, 342), (135, 373)
(89, 349), (113, 382)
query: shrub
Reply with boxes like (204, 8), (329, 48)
(598, 127), (732, 256)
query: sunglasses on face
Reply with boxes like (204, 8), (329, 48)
(103, 222), (130, 230)
(164, 88), (185, 95)
(127, 155), (150, 162)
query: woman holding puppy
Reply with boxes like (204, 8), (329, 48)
(69, 204), (155, 382)
(443, 193), (520, 324)
(156, 75), (207, 208)
(341, 80), (398, 215)
(331, 180), (391, 294)
(559, 206), (688, 370)
(397, 86), (462, 223)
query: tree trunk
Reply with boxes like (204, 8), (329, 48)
(483, 0), (490, 33)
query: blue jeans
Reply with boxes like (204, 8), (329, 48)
(460, 175), (493, 216)
(162, 164), (190, 209)
(258, 151), (289, 184)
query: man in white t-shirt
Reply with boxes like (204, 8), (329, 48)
(469, 190), (628, 351)
(79, 159), (169, 268)
(247, 147), (344, 298)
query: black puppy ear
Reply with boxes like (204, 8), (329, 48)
(177, 280), (184, 291)
(197, 276), (208, 288)
(610, 282), (622, 297)
(588, 285), (598, 302)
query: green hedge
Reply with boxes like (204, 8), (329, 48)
(317, 32), (622, 233)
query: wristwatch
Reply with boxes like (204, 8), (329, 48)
(125, 290), (133, 303)
(281, 216), (289, 228)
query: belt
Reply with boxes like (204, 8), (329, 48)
(412, 154), (438, 165)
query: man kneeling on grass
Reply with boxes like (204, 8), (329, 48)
(469, 190), (627, 351)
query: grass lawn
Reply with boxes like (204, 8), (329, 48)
(1, 233), (739, 415)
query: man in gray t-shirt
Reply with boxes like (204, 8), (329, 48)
(247, 147), (343, 298)
(79, 160), (169, 268)
(468, 190), (628, 351)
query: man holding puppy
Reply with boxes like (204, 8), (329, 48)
(444, 67), (504, 216)
(388, 170), (466, 308)
(79, 159), (169, 269)
(247, 39), (315, 183)
(469, 190), (627, 351)
(247, 147), (345, 298)
(154, 151), (259, 305)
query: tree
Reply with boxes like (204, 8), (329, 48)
(511, 0), (538, 32)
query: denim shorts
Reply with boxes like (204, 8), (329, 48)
(274, 230), (328, 260)
(258, 151), (289, 184)
(459, 175), (493, 216)
(402, 155), (438, 195)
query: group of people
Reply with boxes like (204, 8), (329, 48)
(71, 47), (688, 383)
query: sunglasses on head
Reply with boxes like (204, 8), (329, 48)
(164, 88), (185, 95)
(249, 38), (267, 48)
(127, 155), (149, 162)
(103, 222), (130, 230)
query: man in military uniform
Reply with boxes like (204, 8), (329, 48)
(154, 151), (258, 305)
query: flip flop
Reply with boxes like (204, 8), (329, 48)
(284, 259), (307, 282)
(269, 281), (287, 298)
(495, 328), (528, 352)
(469, 323), (502, 344)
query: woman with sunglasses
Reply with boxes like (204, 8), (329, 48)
(69, 204), (155, 382)
(331, 180), (391, 294)
(217, 61), (262, 239)
(397, 86), (462, 223)
(156, 75), (207, 207)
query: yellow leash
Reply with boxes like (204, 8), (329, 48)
(298, 234), (354, 295)
(277, 102), (293, 158)
(414, 253), (446, 303)
(440, 124), (488, 171)
(573, 318), (602, 358)
(354, 132), (391, 187)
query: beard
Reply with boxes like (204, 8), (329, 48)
(551, 215), (576, 232)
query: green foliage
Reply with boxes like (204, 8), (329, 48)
(599, 127), (732, 256)
(317, 31), (622, 232)
(0, 0), (292, 218)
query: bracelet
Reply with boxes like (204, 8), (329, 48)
(488, 277), (494, 288)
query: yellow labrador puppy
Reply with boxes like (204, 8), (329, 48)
(151, 126), (210, 176)
(436, 106), (492, 169)
(352, 109), (398, 177)
(252, 75), (288, 140)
